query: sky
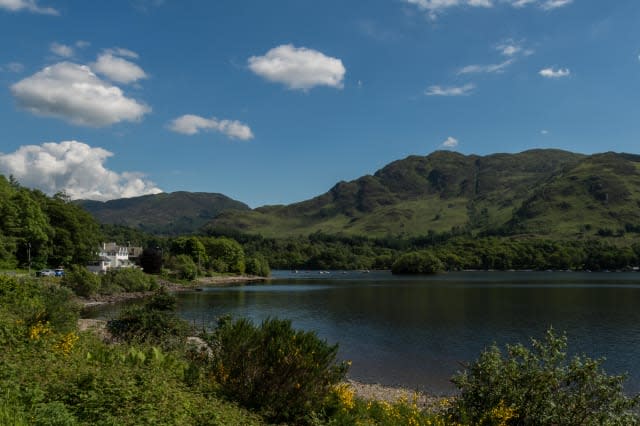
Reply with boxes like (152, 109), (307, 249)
(1, 0), (639, 207)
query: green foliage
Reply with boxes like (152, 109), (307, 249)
(0, 275), (262, 425)
(202, 236), (246, 274)
(245, 255), (271, 277)
(0, 175), (103, 270)
(107, 290), (190, 348)
(169, 254), (198, 280)
(170, 236), (208, 264)
(100, 268), (158, 293)
(207, 316), (349, 424)
(61, 265), (101, 297)
(450, 328), (640, 425)
(391, 250), (444, 274)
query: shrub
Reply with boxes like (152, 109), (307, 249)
(391, 250), (444, 274)
(245, 255), (271, 277)
(450, 328), (640, 425)
(0, 275), (79, 333)
(206, 316), (349, 424)
(107, 289), (190, 347)
(100, 268), (158, 293)
(171, 254), (198, 280)
(61, 265), (100, 297)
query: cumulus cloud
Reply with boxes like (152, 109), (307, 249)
(10, 62), (150, 127)
(0, 0), (58, 14)
(425, 83), (475, 96)
(0, 141), (162, 201)
(92, 51), (147, 84)
(248, 44), (345, 90)
(168, 114), (254, 140)
(539, 67), (570, 78)
(50, 42), (74, 58)
(441, 136), (459, 148)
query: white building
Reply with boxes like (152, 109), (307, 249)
(87, 242), (140, 274)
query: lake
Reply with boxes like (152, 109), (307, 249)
(87, 270), (640, 394)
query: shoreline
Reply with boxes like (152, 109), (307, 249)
(346, 379), (450, 410)
(78, 274), (268, 308)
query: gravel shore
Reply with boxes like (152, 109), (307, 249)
(347, 379), (451, 411)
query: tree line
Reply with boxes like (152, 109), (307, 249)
(0, 175), (102, 270)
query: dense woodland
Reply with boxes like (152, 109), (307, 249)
(0, 175), (102, 270)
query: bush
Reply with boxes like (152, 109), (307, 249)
(100, 268), (158, 293)
(107, 289), (190, 348)
(391, 250), (444, 274)
(171, 254), (198, 280)
(206, 316), (349, 424)
(0, 275), (79, 333)
(245, 255), (271, 277)
(61, 265), (100, 297)
(450, 328), (640, 425)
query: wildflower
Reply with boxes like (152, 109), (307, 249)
(28, 321), (51, 340)
(55, 332), (79, 355)
(333, 383), (356, 411)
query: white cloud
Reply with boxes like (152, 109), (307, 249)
(104, 47), (139, 59)
(0, 0), (57, 14)
(168, 114), (254, 141)
(541, 129), (549, 135)
(509, 0), (537, 7)
(11, 62), (150, 127)
(0, 141), (162, 201)
(92, 51), (147, 84)
(76, 40), (90, 48)
(405, 0), (492, 19)
(248, 44), (345, 90)
(404, 0), (572, 17)
(441, 136), (459, 148)
(50, 42), (74, 58)
(425, 83), (475, 96)
(539, 67), (570, 78)
(540, 0), (572, 10)
(458, 59), (514, 75)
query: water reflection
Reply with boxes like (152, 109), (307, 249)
(87, 271), (640, 394)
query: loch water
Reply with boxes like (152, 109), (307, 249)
(87, 270), (640, 394)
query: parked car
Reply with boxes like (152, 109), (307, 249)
(54, 269), (65, 277)
(37, 269), (55, 277)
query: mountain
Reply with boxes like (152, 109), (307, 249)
(207, 149), (640, 239)
(77, 191), (250, 235)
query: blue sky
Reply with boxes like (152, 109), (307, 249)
(1, 0), (639, 207)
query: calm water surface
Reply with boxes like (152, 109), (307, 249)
(88, 271), (640, 394)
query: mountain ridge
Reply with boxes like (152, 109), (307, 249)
(77, 149), (640, 240)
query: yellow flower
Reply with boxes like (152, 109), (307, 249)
(333, 383), (356, 411)
(55, 332), (79, 355)
(28, 321), (51, 340)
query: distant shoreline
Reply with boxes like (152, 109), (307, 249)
(78, 274), (268, 308)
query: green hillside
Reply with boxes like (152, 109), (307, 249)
(210, 150), (604, 237)
(77, 191), (250, 235)
(208, 149), (640, 239)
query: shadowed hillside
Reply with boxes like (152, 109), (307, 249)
(77, 191), (250, 235)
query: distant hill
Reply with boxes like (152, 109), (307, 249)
(77, 191), (250, 235)
(207, 149), (640, 239)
